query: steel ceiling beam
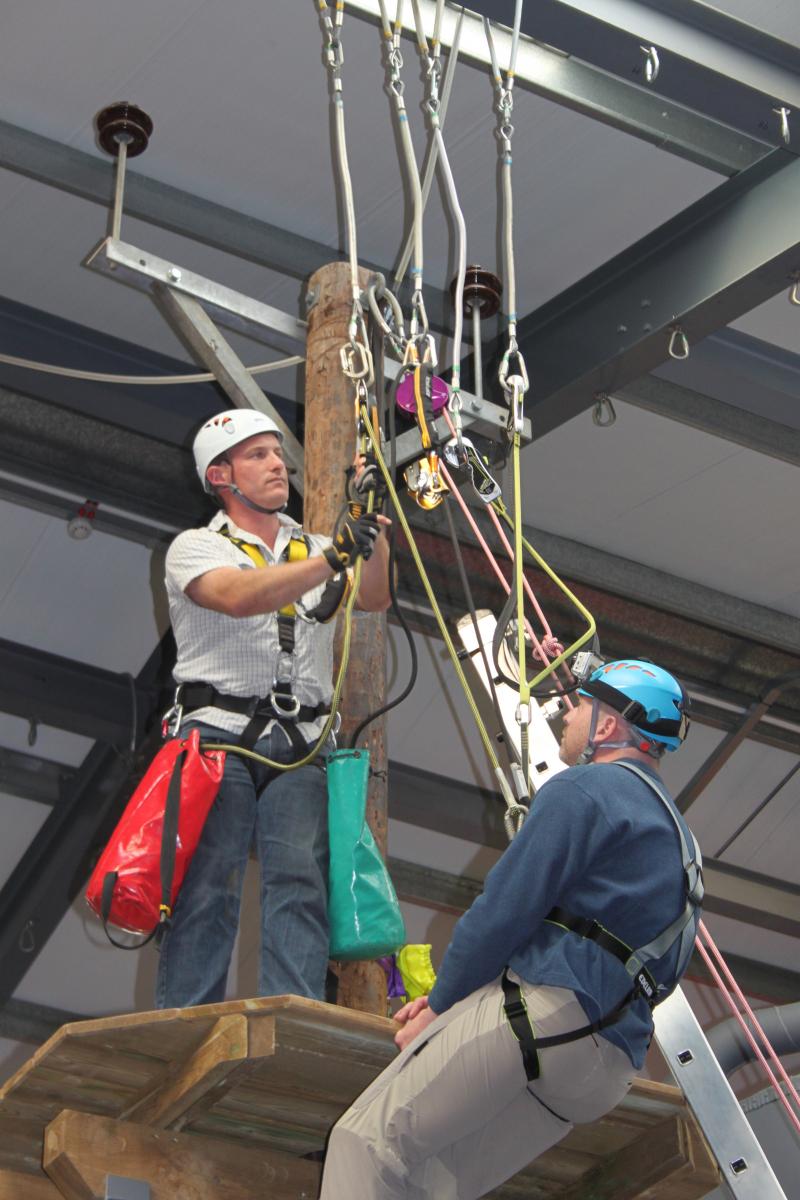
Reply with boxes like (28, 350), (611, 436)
(616, 374), (800, 469)
(676, 671), (800, 815)
(0, 636), (173, 1008)
(0, 636), (161, 749)
(481, 147), (800, 439)
(546, 0), (800, 112)
(347, 0), (768, 175)
(0, 119), (449, 332)
(476, 0), (800, 146)
(0, 746), (74, 807)
(413, 499), (800, 660)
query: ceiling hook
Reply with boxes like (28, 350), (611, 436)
(668, 324), (690, 361)
(773, 106), (791, 146)
(19, 920), (36, 954)
(640, 45), (660, 84)
(592, 392), (617, 427)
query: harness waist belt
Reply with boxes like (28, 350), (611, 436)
(178, 682), (329, 724)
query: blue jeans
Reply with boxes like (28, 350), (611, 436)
(155, 721), (330, 1008)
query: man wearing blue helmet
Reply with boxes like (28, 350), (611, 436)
(566, 658), (691, 763)
(320, 659), (702, 1200)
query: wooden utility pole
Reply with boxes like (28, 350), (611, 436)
(304, 261), (389, 1016)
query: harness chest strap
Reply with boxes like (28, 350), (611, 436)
(503, 764), (703, 1081)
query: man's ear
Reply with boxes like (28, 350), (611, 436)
(206, 463), (230, 489)
(593, 710), (618, 744)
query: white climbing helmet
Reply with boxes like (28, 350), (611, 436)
(193, 409), (283, 494)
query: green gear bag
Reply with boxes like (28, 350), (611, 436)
(327, 748), (406, 960)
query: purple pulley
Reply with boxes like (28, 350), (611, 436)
(395, 369), (450, 416)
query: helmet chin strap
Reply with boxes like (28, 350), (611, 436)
(576, 699), (650, 765)
(221, 477), (287, 516)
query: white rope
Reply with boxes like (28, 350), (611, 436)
(484, 4), (524, 349)
(393, 6), (464, 290)
(411, 0), (468, 393)
(0, 351), (304, 385)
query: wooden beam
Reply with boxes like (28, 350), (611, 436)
(555, 1115), (718, 1200)
(304, 261), (389, 1016)
(0, 1169), (62, 1199)
(44, 1109), (320, 1200)
(121, 1013), (276, 1130)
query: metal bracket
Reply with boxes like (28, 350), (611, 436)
(84, 237), (307, 356)
(105, 1176), (151, 1200)
(152, 285), (304, 491)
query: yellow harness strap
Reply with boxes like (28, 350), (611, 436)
(217, 527), (309, 617)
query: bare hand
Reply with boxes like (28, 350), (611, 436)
(394, 999), (439, 1051)
(394, 995), (430, 1025)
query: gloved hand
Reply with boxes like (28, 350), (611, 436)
(323, 512), (381, 571)
(346, 458), (387, 512)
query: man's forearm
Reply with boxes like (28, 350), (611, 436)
(188, 555), (334, 617)
(356, 534), (391, 611)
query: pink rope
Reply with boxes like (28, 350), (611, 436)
(438, 459), (574, 709)
(695, 921), (800, 1132)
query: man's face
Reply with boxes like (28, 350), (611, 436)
(558, 694), (594, 766)
(220, 432), (288, 508)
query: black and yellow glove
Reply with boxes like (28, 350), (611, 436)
(324, 512), (381, 571)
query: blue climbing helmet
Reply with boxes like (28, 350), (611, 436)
(579, 660), (690, 754)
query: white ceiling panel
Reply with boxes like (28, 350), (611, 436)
(519, 403), (800, 613)
(0, 500), (168, 673)
(704, 0), (800, 45)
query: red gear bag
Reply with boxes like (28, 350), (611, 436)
(86, 729), (226, 942)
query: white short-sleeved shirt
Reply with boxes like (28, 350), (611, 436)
(165, 510), (337, 741)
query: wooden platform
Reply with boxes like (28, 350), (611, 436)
(0, 996), (720, 1199)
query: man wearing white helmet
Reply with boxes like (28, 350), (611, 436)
(156, 407), (391, 1009)
(320, 660), (703, 1200)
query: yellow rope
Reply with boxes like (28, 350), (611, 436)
(492, 498), (596, 688)
(360, 404), (502, 773)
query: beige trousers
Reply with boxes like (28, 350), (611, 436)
(320, 974), (635, 1200)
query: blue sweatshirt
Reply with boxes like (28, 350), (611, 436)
(427, 758), (700, 1068)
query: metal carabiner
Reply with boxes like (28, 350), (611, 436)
(668, 324), (690, 361)
(340, 340), (374, 384)
(161, 686), (184, 739)
(790, 275), (800, 307)
(325, 36), (344, 71)
(499, 346), (529, 396)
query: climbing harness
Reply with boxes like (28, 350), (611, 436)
(503, 762), (704, 1081)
